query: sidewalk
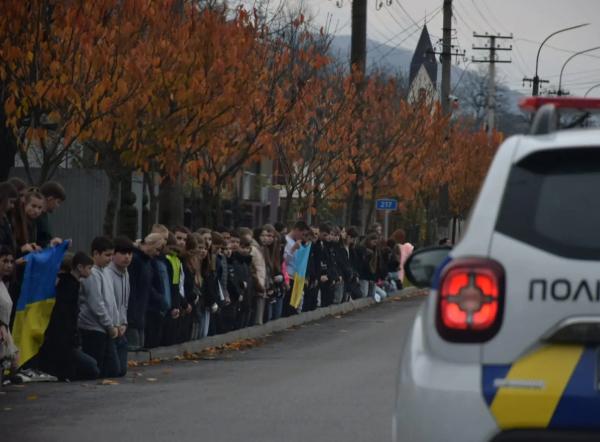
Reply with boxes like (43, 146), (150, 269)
(128, 287), (423, 363)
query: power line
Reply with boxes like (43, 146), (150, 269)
(456, 0), (484, 32)
(370, 5), (443, 52)
(479, 0), (506, 32)
(394, 0), (419, 27)
(374, 6), (444, 64)
(373, 22), (425, 65)
(515, 38), (600, 61)
(560, 78), (600, 87)
(382, 4), (412, 32)
(382, 1), (412, 29)
(470, 0), (497, 33)
(474, 0), (529, 76)
(544, 68), (600, 80)
(452, 6), (473, 35)
(370, 12), (402, 42)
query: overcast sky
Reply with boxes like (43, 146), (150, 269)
(294, 0), (600, 97)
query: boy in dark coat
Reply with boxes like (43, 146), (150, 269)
(127, 233), (163, 350)
(233, 237), (254, 329)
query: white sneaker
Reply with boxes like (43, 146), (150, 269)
(20, 369), (58, 383)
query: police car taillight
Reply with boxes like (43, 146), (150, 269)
(436, 258), (505, 342)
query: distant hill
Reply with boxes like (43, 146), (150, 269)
(329, 35), (525, 120)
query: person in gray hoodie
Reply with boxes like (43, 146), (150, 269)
(78, 236), (120, 378)
(106, 237), (133, 378)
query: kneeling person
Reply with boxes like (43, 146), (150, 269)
(37, 252), (100, 381)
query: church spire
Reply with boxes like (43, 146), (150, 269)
(409, 25), (438, 88)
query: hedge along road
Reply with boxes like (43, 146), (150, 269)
(0, 296), (424, 442)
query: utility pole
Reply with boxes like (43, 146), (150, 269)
(472, 33), (512, 134)
(440, 0), (453, 114)
(429, 3), (465, 112)
(347, 0), (368, 228)
(522, 75), (549, 97)
(350, 0), (367, 74)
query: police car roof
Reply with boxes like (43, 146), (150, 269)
(512, 128), (600, 163)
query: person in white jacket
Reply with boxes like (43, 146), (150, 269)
(78, 236), (120, 378)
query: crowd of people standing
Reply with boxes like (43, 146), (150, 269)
(0, 178), (413, 384)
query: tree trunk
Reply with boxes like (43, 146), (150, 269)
(201, 181), (214, 227)
(147, 173), (159, 231)
(364, 186), (378, 231)
(349, 178), (364, 231)
(159, 174), (184, 228)
(282, 186), (294, 224)
(0, 84), (17, 182)
(103, 171), (120, 237)
(214, 183), (223, 228)
(100, 148), (130, 237)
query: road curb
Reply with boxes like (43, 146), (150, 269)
(128, 287), (421, 363)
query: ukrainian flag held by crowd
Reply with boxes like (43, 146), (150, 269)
(290, 243), (311, 309)
(12, 241), (69, 366)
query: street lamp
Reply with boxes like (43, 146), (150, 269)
(528, 23), (589, 96)
(558, 46), (600, 96)
(585, 83), (600, 97)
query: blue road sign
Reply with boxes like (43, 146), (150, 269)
(375, 198), (398, 211)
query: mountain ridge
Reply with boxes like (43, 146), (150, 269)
(328, 34), (524, 116)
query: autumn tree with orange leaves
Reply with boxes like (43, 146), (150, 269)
(0, 0), (153, 185)
(1, 0), (500, 236)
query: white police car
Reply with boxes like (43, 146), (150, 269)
(394, 97), (600, 442)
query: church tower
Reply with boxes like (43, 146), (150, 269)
(408, 25), (439, 104)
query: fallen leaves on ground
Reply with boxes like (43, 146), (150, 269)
(146, 378), (158, 382)
(3, 407), (12, 411)
(179, 338), (265, 361)
(390, 289), (428, 301)
(141, 358), (163, 367)
(99, 379), (120, 386)
(127, 360), (140, 368)
(26, 395), (38, 401)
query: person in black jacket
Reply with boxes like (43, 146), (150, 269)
(343, 227), (362, 301)
(127, 233), (163, 350)
(0, 182), (18, 251)
(179, 233), (199, 343)
(37, 252), (100, 380)
(227, 234), (249, 330)
(330, 226), (351, 304)
(234, 237), (254, 329)
(315, 223), (338, 308)
(355, 233), (379, 298)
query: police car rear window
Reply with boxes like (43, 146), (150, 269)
(496, 147), (600, 260)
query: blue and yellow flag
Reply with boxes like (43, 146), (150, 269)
(12, 241), (69, 366)
(289, 243), (311, 309)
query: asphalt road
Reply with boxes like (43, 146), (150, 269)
(1, 297), (423, 442)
